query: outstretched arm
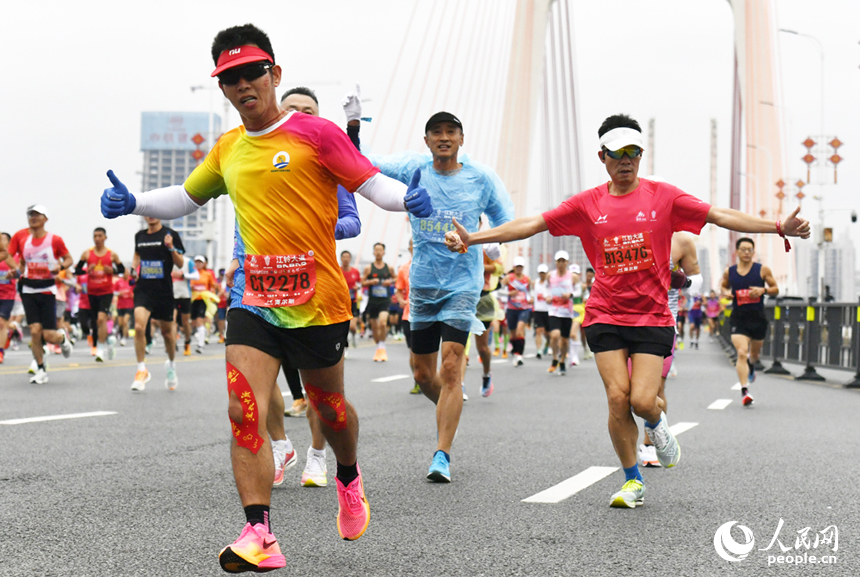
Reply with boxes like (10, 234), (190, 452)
(445, 214), (548, 252)
(707, 205), (810, 238)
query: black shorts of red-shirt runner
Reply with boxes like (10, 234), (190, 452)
(191, 299), (208, 320)
(583, 324), (675, 358)
(87, 293), (113, 316)
(22, 292), (57, 330)
(225, 308), (348, 369)
(410, 321), (469, 355)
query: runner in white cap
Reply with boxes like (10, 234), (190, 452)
(445, 112), (809, 508)
(531, 263), (550, 359)
(546, 250), (574, 376)
(6, 205), (73, 383)
(501, 255), (532, 367)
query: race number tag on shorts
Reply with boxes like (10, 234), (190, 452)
(140, 260), (165, 279)
(26, 262), (52, 280)
(735, 289), (761, 306)
(242, 253), (316, 308)
(370, 284), (388, 298)
(600, 232), (655, 276)
(418, 209), (465, 244)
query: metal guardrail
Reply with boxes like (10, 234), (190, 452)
(716, 297), (860, 389)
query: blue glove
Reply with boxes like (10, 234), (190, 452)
(403, 169), (433, 218)
(101, 170), (136, 219)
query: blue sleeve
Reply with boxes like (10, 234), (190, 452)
(232, 220), (246, 261)
(367, 151), (428, 185)
(334, 185), (362, 240)
(482, 169), (516, 227)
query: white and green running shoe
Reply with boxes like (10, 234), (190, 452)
(610, 479), (645, 508)
(645, 411), (681, 468)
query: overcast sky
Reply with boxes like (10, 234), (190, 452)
(2, 0), (857, 271)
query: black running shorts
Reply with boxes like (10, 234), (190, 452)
(175, 297), (191, 315)
(22, 292), (57, 330)
(548, 316), (573, 336)
(225, 308), (347, 369)
(410, 321), (469, 355)
(730, 309), (768, 341)
(191, 299), (208, 320)
(87, 293), (113, 316)
(134, 287), (175, 323)
(583, 324), (675, 358)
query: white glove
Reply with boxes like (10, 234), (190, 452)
(342, 82), (362, 123)
(484, 242), (501, 261)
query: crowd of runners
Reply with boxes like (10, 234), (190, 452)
(1, 21), (811, 574)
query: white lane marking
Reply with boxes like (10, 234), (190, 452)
(524, 354), (537, 359)
(371, 374), (411, 383)
(0, 411), (117, 426)
(669, 422), (698, 436)
(731, 382), (742, 390)
(522, 466), (619, 503)
(491, 359), (509, 364)
(708, 399), (733, 410)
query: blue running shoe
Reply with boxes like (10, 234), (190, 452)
(426, 451), (451, 483)
(481, 374), (494, 397)
(747, 359), (756, 383)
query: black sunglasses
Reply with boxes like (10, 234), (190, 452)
(217, 62), (273, 86)
(602, 145), (643, 160)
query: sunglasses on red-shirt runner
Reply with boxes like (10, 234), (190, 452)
(217, 62), (273, 86)
(603, 145), (643, 160)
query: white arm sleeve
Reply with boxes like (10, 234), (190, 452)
(131, 185), (202, 220)
(355, 173), (407, 212)
(688, 273), (704, 296)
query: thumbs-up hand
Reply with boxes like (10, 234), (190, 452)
(403, 169), (433, 218)
(342, 82), (362, 123)
(101, 170), (136, 219)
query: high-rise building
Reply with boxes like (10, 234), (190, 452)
(140, 111), (233, 269)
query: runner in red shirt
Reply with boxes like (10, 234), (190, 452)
(74, 227), (125, 362)
(7, 205), (74, 382)
(114, 272), (135, 346)
(340, 250), (361, 354)
(394, 240), (414, 391)
(445, 113), (810, 509)
(0, 233), (15, 363)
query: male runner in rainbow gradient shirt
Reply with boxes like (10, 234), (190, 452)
(101, 23), (433, 574)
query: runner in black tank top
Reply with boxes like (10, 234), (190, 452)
(720, 237), (778, 406)
(362, 243), (394, 361)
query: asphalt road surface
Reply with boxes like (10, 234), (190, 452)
(1, 332), (857, 576)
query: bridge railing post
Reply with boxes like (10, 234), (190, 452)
(797, 296), (826, 381)
(846, 297), (860, 389)
(764, 297), (792, 375)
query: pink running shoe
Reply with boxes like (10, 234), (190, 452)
(219, 522), (286, 573)
(336, 465), (370, 541)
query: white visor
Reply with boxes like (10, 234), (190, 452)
(599, 127), (644, 152)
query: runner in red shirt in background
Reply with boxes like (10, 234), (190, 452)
(0, 233), (15, 363)
(216, 268), (229, 343)
(340, 250), (361, 356)
(74, 227), (125, 362)
(501, 256), (532, 367)
(395, 239), (413, 391)
(7, 205), (73, 383)
(114, 272), (135, 346)
(445, 113), (810, 509)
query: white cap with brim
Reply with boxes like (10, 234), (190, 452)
(571, 264), (581, 274)
(554, 250), (569, 261)
(513, 256), (526, 267)
(27, 204), (49, 219)
(599, 127), (644, 152)
(537, 264), (549, 273)
(194, 255), (207, 262)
